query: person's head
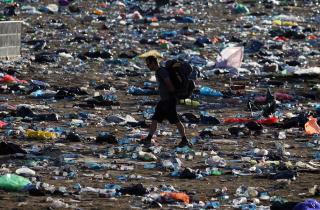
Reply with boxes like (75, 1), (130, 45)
(145, 56), (159, 71)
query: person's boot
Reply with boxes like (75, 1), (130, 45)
(266, 88), (275, 103)
(177, 136), (193, 148)
(139, 134), (153, 147)
(262, 100), (277, 117)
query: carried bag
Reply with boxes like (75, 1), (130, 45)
(165, 59), (195, 99)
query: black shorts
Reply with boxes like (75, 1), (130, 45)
(151, 99), (180, 124)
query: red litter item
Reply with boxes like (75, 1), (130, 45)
(274, 36), (289, 42)
(224, 118), (251, 124)
(0, 121), (7, 128)
(274, 92), (294, 101)
(0, 75), (27, 84)
(255, 96), (267, 103)
(175, 8), (185, 15)
(256, 116), (279, 125)
(160, 192), (190, 204)
(224, 116), (279, 125)
(255, 92), (293, 103)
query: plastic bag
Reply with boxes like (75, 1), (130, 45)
(160, 192), (190, 204)
(224, 116), (278, 125)
(0, 174), (31, 191)
(216, 47), (244, 69)
(305, 116), (320, 135)
(233, 3), (250, 14)
(256, 116), (279, 125)
(0, 75), (27, 84)
(293, 199), (320, 210)
(0, 121), (7, 128)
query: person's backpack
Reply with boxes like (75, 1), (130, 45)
(165, 59), (195, 99)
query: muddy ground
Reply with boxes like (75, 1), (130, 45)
(0, 0), (320, 209)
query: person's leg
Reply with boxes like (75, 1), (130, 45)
(141, 101), (163, 145)
(176, 121), (186, 139)
(176, 121), (192, 147)
(146, 120), (158, 141)
(166, 99), (192, 147)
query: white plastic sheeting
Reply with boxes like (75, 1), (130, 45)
(215, 47), (244, 69)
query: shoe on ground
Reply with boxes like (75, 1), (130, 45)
(177, 139), (193, 148)
(139, 138), (154, 147)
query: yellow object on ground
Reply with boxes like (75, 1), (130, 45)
(273, 20), (298, 27)
(26, 130), (57, 140)
(93, 9), (104, 15)
(179, 99), (200, 107)
(138, 50), (163, 59)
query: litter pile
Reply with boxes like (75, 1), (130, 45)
(0, 0), (319, 209)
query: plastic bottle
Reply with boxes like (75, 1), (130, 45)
(205, 156), (227, 167)
(30, 90), (56, 99)
(270, 196), (288, 205)
(314, 151), (320, 160)
(70, 119), (85, 127)
(218, 194), (230, 201)
(236, 186), (247, 197)
(105, 184), (121, 190)
(143, 108), (155, 119)
(30, 80), (50, 88)
(179, 99), (200, 107)
(73, 183), (82, 191)
(210, 169), (223, 176)
(161, 31), (177, 38)
(305, 142), (316, 148)
(128, 86), (157, 95)
(241, 203), (256, 210)
(85, 162), (103, 170)
(233, 197), (247, 206)
(144, 82), (157, 88)
(259, 192), (270, 200)
(175, 146), (193, 154)
(15, 167), (36, 176)
(144, 163), (157, 169)
(205, 201), (220, 208)
(233, 3), (250, 14)
(246, 187), (259, 197)
(119, 165), (134, 171)
(138, 151), (157, 161)
(118, 137), (133, 145)
(278, 131), (286, 140)
(63, 153), (81, 159)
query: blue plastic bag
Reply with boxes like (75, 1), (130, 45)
(294, 199), (320, 210)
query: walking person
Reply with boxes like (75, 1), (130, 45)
(140, 55), (192, 148)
